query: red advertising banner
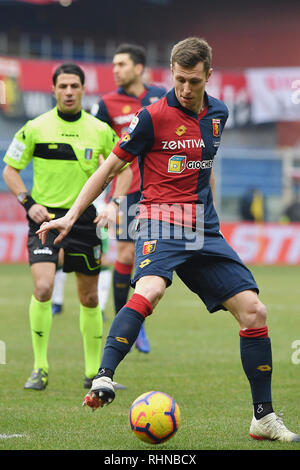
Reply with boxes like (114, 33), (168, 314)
(0, 55), (168, 120)
(2, 56), (300, 124)
(0, 56), (166, 96)
(0, 55), (252, 127)
(0, 193), (28, 263)
(0, 223), (28, 263)
(1, 213), (300, 265)
(221, 222), (300, 265)
(0, 193), (27, 222)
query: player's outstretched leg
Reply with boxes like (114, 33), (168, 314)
(113, 259), (152, 354)
(83, 293), (153, 411)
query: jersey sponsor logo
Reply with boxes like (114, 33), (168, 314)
(33, 247), (53, 256)
(168, 155), (213, 172)
(128, 116), (139, 133)
(175, 125), (187, 137)
(113, 113), (136, 125)
(212, 118), (221, 137)
(6, 138), (26, 161)
(168, 155), (186, 173)
(162, 139), (205, 150)
(142, 240), (157, 255)
(85, 148), (93, 160)
(186, 160), (213, 170)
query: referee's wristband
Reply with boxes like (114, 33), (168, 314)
(17, 192), (36, 212)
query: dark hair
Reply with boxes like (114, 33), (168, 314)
(52, 63), (85, 85)
(114, 43), (146, 66)
(171, 37), (212, 75)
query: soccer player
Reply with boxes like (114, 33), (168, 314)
(2, 63), (130, 391)
(91, 43), (166, 353)
(37, 39), (300, 442)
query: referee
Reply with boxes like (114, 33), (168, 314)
(2, 63), (129, 391)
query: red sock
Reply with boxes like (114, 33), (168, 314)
(114, 260), (133, 275)
(126, 293), (153, 318)
(239, 326), (269, 338)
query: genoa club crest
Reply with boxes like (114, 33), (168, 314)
(212, 119), (221, 137)
(142, 240), (157, 256)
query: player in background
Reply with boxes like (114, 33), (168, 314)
(2, 63), (130, 391)
(51, 45), (165, 356)
(37, 38), (300, 442)
(93, 43), (165, 354)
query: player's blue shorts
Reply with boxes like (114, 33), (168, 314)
(131, 219), (258, 313)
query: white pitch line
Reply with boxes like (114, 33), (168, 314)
(0, 433), (25, 439)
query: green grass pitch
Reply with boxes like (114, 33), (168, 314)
(0, 263), (299, 451)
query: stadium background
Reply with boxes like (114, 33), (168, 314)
(1, 0), (300, 266)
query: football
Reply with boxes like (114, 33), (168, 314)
(129, 391), (180, 444)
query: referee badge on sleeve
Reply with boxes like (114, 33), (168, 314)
(93, 245), (101, 264)
(85, 148), (93, 160)
(128, 116), (139, 133)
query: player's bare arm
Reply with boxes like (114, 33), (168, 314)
(94, 164), (133, 227)
(36, 152), (127, 244)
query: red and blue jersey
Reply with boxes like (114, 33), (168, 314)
(113, 88), (228, 230)
(92, 84), (166, 195)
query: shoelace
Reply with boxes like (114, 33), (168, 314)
(265, 411), (291, 437)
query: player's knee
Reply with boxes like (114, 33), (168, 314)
(79, 291), (98, 308)
(256, 301), (267, 325)
(245, 300), (267, 328)
(34, 279), (53, 302)
(148, 286), (164, 307)
(135, 279), (166, 308)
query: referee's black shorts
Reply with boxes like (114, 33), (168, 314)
(27, 205), (101, 276)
